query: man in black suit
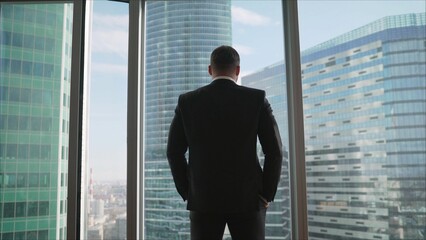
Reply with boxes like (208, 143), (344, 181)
(167, 45), (283, 240)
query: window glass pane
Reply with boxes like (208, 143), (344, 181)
(298, 2), (426, 239)
(0, 3), (73, 239)
(84, 1), (128, 240)
(15, 202), (26, 217)
(17, 173), (27, 187)
(4, 202), (15, 218)
(15, 231), (26, 240)
(27, 202), (38, 217)
(144, 1), (289, 239)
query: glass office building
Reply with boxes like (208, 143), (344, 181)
(144, 1), (232, 239)
(1, 4), (73, 240)
(243, 13), (425, 240)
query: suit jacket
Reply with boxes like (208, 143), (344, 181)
(167, 78), (283, 213)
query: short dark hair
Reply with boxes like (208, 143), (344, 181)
(210, 45), (240, 72)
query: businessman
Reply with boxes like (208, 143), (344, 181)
(167, 45), (283, 240)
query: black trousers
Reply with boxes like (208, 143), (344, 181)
(189, 205), (267, 240)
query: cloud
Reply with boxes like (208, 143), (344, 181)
(93, 13), (128, 29)
(91, 30), (128, 58)
(90, 13), (129, 59)
(232, 6), (271, 26)
(91, 62), (127, 75)
(234, 44), (254, 56)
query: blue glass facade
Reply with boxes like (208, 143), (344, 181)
(144, 1), (232, 239)
(243, 13), (425, 240)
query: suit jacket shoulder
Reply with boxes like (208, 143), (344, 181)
(178, 81), (266, 104)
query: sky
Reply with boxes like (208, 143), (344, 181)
(87, 0), (425, 181)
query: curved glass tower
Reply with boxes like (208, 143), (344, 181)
(144, 1), (232, 239)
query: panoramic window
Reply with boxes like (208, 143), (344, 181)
(298, 1), (425, 239)
(143, 1), (289, 239)
(2, 1), (424, 240)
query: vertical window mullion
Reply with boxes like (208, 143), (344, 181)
(67, 0), (86, 239)
(282, 1), (309, 239)
(127, 0), (145, 239)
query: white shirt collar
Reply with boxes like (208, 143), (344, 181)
(212, 76), (236, 82)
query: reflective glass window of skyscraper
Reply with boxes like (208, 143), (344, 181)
(1, 3), (73, 240)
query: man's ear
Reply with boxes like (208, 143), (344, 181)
(208, 65), (212, 76)
(236, 66), (240, 76)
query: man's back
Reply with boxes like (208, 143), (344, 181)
(179, 79), (265, 212)
(168, 78), (283, 213)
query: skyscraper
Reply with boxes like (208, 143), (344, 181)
(144, 1), (232, 239)
(243, 13), (426, 240)
(1, 3), (73, 240)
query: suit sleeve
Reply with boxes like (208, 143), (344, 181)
(167, 97), (189, 201)
(258, 94), (283, 202)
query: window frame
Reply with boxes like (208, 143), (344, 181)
(282, 1), (308, 240)
(67, 0), (87, 239)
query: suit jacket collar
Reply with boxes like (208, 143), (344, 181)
(210, 78), (237, 86)
(212, 76), (235, 82)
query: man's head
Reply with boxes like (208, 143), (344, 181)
(209, 45), (240, 81)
